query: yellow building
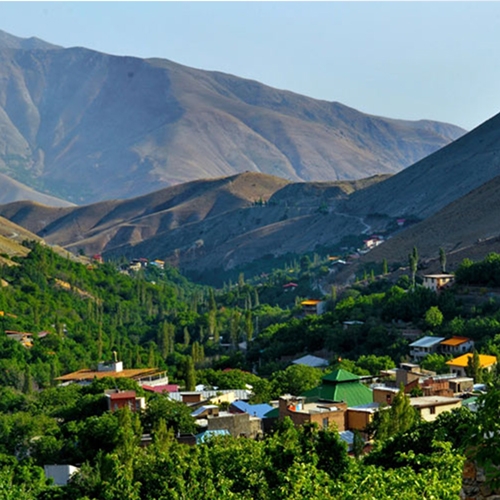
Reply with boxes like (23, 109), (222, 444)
(446, 353), (497, 378)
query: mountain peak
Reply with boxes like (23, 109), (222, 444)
(0, 29), (62, 50)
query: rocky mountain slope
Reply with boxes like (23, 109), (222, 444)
(345, 112), (500, 220)
(350, 173), (500, 275)
(0, 29), (464, 204)
(0, 173), (72, 207)
(0, 172), (384, 276)
(2, 106), (500, 281)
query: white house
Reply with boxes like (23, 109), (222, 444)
(409, 336), (445, 362)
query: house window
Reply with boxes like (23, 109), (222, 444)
(429, 407), (436, 415)
(322, 418), (329, 429)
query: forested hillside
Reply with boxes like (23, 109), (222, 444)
(1, 241), (500, 498)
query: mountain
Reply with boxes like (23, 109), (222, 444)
(3, 107), (500, 281)
(345, 112), (500, 220)
(0, 173), (72, 207)
(0, 215), (40, 263)
(350, 174), (500, 275)
(0, 172), (386, 277)
(0, 30), (61, 50)
(0, 29), (464, 204)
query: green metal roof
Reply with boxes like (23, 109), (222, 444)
(302, 368), (373, 407)
(322, 369), (361, 383)
(264, 407), (279, 419)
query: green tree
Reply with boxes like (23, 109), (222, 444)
(409, 247), (419, 289)
(142, 396), (196, 434)
(439, 247), (447, 273)
(244, 310), (254, 343)
(425, 306), (444, 329)
(300, 255), (311, 273)
(420, 353), (450, 374)
(184, 355), (196, 391)
(466, 350), (483, 383)
(271, 364), (323, 397)
(372, 385), (419, 442)
(382, 258), (388, 276)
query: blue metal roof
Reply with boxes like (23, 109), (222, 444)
(409, 336), (445, 348)
(230, 400), (274, 419)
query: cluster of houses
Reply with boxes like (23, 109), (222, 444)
(127, 258), (165, 272)
(45, 336), (495, 485)
(4, 329), (50, 349)
(409, 335), (497, 377)
(297, 273), (457, 320)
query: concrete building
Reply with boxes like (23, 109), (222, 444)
(105, 390), (146, 412)
(346, 403), (380, 432)
(44, 465), (79, 486)
(278, 395), (347, 431)
(440, 337), (474, 356)
(409, 396), (462, 422)
(409, 336), (445, 362)
(446, 353), (497, 378)
(55, 357), (169, 387)
(422, 274), (455, 292)
(300, 300), (327, 316)
(207, 411), (263, 439)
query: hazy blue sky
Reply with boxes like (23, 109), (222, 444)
(1, 2), (499, 130)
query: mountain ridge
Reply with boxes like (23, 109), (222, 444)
(0, 30), (465, 204)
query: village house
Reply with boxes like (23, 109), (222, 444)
(278, 395), (347, 431)
(446, 353), (497, 378)
(291, 354), (329, 368)
(362, 236), (384, 251)
(229, 400), (274, 419)
(151, 259), (165, 270)
(105, 390), (146, 412)
(206, 411), (263, 439)
(409, 396), (462, 422)
(55, 356), (169, 387)
(44, 465), (79, 486)
(142, 384), (179, 395)
(191, 404), (220, 419)
(409, 336), (445, 363)
(422, 274), (455, 292)
(346, 403), (380, 433)
(439, 336), (474, 356)
(167, 389), (252, 406)
(302, 369), (373, 408)
(373, 386), (400, 406)
(5, 330), (34, 348)
(300, 299), (326, 316)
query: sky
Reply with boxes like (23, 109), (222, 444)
(1, 1), (499, 131)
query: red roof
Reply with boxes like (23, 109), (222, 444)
(142, 384), (179, 394)
(283, 283), (298, 288)
(108, 391), (137, 400)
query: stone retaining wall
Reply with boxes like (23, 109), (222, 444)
(461, 460), (500, 500)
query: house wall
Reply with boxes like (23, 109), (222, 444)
(395, 369), (421, 387)
(44, 465), (79, 486)
(441, 340), (474, 355)
(449, 378), (474, 393)
(346, 410), (373, 431)
(417, 401), (462, 422)
(108, 397), (136, 412)
(448, 365), (467, 378)
(278, 398), (347, 431)
(373, 387), (399, 405)
(207, 413), (263, 438)
(182, 393), (202, 404)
